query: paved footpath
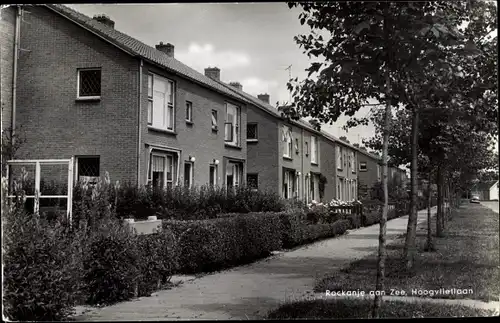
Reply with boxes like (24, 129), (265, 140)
(75, 207), (438, 321)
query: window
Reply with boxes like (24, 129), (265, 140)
(305, 142), (309, 156)
(224, 103), (240, 146)
(377, 164), (381, 180)
(184, 162), (193, 188)
(352, 152), (356, 173)
(148, 73), (175, 131)
(185, 101), (193, 123)
(247, 173), (258, 190)
(247, 123), (258, 141)
(226, 161), (242, 190)
(295, 138), (300, 154)
(76, 156), (100, 184)
(337, 146), (343, 169)
(211, 110), (218, 131)
(148, 152), (176, 188)
(310, 173), (319, 201)
(311, 136), (318, 164)
(359, 161), (367, 171)
(209, 165), (218, 186)
(77, 68), (101, 99)
(348, 154), (352, 172)
(282, 126), (292, 158)
(282, 168), (296, 199)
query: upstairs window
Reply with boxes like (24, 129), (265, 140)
(185, 101), (193, 123)
(247, 173), (258, 190)
(305, 142), (309, 156)
(225, 103), (240, 146)
(211, 110), (218, 131)
(148, 73), (175, 131)
(359, 161), (367, 171)
(247, 123), (258, 141)
(337, 146), (343, 169)
(282, 126), (292, 158)
(311, 135), (318, 164)
(295, 138), (299, 154)
(352, 152), (356, 173)
(77, 68), (101, 99)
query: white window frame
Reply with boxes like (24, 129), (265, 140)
(224, 102), (240, 146)
(146, 147), (180, 188)
(226, 161), (242, 189)
(184, 161), (194, 188)
(359, 161), (367, 171)
(282, 126), (293, 158)
(148, 73), (175, 132)
(377, 164), (381, 180)
(148, 152), (176, 188)
(77, 68), (101, 100)
(211, 109), (218, 131)
(311, 135), (318, 164)
(209, 164), (218, 186)
(186, 101), (193, 123)
(283, 169), (295, 199)
(75, 156), (100, 185)
(247, 123), (258, 141)
(352, 152), (356, 173)
(337, 146), (343, 169)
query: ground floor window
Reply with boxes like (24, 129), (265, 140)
(310, 173), (320, 202)
(76, 156), (100, 184)
(247, 173), (258, 190)
(184, 162), (193, 188)
(282, 168), (296, 199)
(209, 164), (218, 186)
(148, 151), (177, 189)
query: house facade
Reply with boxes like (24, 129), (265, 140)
(7, 4), (249, 189)
(471, 180), (499, 201)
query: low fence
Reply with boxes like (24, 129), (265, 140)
(123, 216), (162, 235)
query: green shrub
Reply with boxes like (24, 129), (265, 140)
(346, 214), (362, 229)
(362, 212), (381, 226)
(82, 218), (140, 305)
(278, 211), (304, 248)
(164, 212), (282, 274)
(136, 230), (178, 297)
(3, 209), (81, 321)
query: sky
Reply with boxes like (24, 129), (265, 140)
(67, 3), (375, 145)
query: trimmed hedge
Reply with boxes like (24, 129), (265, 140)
(3, 210), (81, 321)
(164, 212), (282, 274)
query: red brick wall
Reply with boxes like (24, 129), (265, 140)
(15, 6), (139, 184)
(139, 62), (247, 187)
(1, 6), (16, 135)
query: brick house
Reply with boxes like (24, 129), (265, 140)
(6, 4), (250, 189)
(210, 79), (324, 202)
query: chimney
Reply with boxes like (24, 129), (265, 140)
(339, 136), (350, 143)
(257, 93), (270, 104)
(204, 67), (220, 81)
(229, 82), (243, 91)
(93, 14), (115, 28)
(155, 42), (174, 58)
(360, 147), (367, 151)
(353, 143), (360, 148)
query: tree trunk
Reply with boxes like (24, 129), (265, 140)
(436, 165), (444, 237)
(372, 10), (392, 316)
(425, 171), (434, 251)
(404, 103), (419, 269)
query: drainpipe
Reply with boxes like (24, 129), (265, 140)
(11, 5), (21, 142)
(137, 59), (143, 186)
(301, 128), (304, 201)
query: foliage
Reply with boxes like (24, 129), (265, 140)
(1, 127), (26, 175)
(318, 173), (327, 199)
(164, 212), (282, 274)
(3, 208), (81, 321)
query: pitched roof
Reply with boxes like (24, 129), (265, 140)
(44, 4), (249, 105)
(473, 180), (499, 191)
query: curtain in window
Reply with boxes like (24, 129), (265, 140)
(153, 78), (167, 129)
(152, 155), (165, 172)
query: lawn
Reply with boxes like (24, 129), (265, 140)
(267, 298), (497, 319)
(315, 204), (500, 302)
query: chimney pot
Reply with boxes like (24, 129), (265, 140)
(353, 143), (360, 148)
(204, 67), (221, 81)
(155, 42), (175, 58)
(257, 93), (270, 104)
(93, 14), (115, 28)
(229, 82), (243, 91)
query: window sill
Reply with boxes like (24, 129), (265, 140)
(186, 120), (194, 126)
(283, 156), (293, 161)
(76, 96), (101, 102)
(247, 139), (258, 143)
(311, 162), (319, 166)
(148, 126), (177, 136)
(225, 143), (241, 150)
(359, 169), (367, 172)
(212, 127), (218, 133)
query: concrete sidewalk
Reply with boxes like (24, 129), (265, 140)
(74, 206), (438, 321)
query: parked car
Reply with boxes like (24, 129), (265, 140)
(470, 195), (480, 204)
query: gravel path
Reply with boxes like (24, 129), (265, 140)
(74, 206), (437, 321)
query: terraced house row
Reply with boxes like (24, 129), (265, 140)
(1, 4), (407, 202)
